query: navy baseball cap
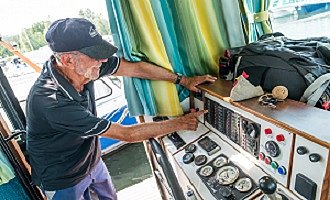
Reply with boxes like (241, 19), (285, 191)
(46, 18), (117, 59)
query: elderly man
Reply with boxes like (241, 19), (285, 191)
(26, 18), (216, 200)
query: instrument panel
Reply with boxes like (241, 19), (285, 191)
(158, 91), (330, 200)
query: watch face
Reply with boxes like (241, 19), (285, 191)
(216, 166), (240, 185)
(234, 177), (253, 192)
(199, 165), (214, 177)
(213, 156), (228, 168)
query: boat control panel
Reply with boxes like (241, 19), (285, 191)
(158, 80), (330, 200)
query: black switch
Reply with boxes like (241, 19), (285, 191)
(297, 146), (308, 155)
(309, 153), (321, 162)
(295, 173), (317, 200)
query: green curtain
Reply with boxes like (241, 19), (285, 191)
(105, 0), (245, 116)
(239, 0), (273, 43)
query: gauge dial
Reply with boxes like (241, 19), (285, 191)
(216, 166), (239, 185)
(234, 177), (253, 192)
(213, 156), (228, 168)
(199, 165), (214, 177)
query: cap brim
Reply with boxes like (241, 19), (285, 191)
(78, 40), (118, 59)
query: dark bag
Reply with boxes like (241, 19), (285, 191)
(219, 34), (330, 109)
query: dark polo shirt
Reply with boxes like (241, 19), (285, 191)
(26, 56), (120, 190)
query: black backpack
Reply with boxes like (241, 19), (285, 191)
(219, 34), (330, 109)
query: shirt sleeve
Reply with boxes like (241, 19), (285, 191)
(45, 100), (111, 137)
(99, 56), (120, 77)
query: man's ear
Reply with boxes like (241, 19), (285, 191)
(61, 54), (75, 68)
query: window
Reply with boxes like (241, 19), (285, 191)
(269, 0), (330, 38)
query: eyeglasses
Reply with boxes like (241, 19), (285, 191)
(258, 94), (283, 109)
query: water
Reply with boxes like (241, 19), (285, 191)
(102, 143), (153, 191)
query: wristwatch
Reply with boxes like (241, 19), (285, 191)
(175, 73), (183, 84)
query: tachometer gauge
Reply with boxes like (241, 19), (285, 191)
(199, 165), (214, 177)
(216, 166), (239, 185)
(234, 177), (253, 192)
(213, 156), (228, 168)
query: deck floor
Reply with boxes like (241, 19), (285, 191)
(117, 177), (162, 200)
(102, 143), (163, 199)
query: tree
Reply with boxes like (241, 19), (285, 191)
(78, 9), (111, 35)
(0, 20), (51, 58)
(21, 20), (51, 51)
(0, 9), (110, 58)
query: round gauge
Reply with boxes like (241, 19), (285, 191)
(265, 141), (280, 157)
(216, 166), (240, 185)
(213, 156), (228, 168)
(234, 177), (253, 192)
(195, 155), (207, 166)
(199, 165), (214, 177)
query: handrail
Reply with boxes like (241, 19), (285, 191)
(148, 138), (185, 200)
(0, 40), (41, 73)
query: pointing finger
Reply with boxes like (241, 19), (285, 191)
(192, 110), (207, 117)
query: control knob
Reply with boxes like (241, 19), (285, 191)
(297, 146), (308, 155)
(309, 153), (321, 162)
(259, 176), (288, 200)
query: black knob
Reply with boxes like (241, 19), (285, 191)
(265, 141), (280, 157)
(185, 143), (197, 153)
(259, 176), (277, 195)
(183, 153), (195, 164)
(297, 146), (308, 155)
(309, 153), (321, 162)
(219, 187), (232, 198)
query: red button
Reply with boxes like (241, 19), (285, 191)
(259, 152), (265, 161)
(265, 156), (272, 165)
(276, 134), (285, 142)
(264, 128), (272, 135)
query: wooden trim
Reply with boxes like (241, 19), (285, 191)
(320, 152), (330, 200)
(287, 133), (296, 187)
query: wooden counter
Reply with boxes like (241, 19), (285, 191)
(198, 79), (330, 148)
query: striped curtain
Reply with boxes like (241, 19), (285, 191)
(105, 0), (245, 117)
(239, 0), (273, 43)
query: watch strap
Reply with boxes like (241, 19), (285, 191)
(175, 73), (183, 84)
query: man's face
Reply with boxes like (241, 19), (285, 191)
(73, 53), (108, 81)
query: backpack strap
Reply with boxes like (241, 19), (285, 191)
(300, 73), (330, 106)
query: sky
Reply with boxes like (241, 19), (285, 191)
(0, 0), (109, 36)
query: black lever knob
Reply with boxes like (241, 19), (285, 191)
(183, 153), (195, 164)
(297, 146), (308, 155)
(259, 176), (277, 195)
(309, 153), (321, 162)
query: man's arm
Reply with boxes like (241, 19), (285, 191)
(113, 58), (217, 92)
(101, 110), (206, 142)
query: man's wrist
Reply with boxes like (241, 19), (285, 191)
(175, 73), (183, 84)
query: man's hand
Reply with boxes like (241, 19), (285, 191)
(180, 75), (217, 92)
(175, 110), (207, 131)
